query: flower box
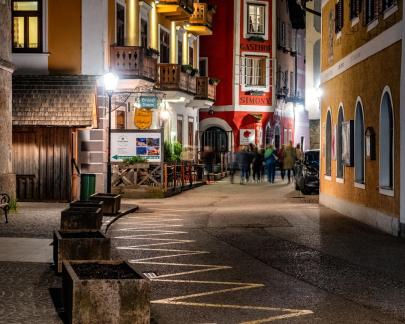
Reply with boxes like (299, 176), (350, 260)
(62, 260), (150, 324)
(53, 230), (111, 273)
(60, 206), (103, 231)
(90, 193), (121, 216)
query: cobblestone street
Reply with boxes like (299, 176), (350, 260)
(1, 180), (405, 323)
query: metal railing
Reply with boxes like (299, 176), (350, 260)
(163, 162), (204, 192)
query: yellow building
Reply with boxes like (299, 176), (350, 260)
(11, 0), (217, 200)
(320, 0), (404, 235)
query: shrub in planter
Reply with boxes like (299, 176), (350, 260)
(62, 260), (150, 324)
(53, 230), (111, 273)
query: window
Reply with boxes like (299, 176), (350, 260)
(335, 0), (344, 33)
(354, 101), (365, 184)
(160, 28), (170, 63)
(12, 0), (42, 52)
(325, 111), (332, 176)
(365, 0), (377, 24)
(245, 56), (266, 87)
(141, 19), (148, 48)
(350, 0), (361, 19)
(379, 91), (394, 189)
(199, 57), (208, 77)
(382, 0), (396, 11)
(247, 3), (265, 35)
(189, 46), (194, 67)
(280, 21), (286, 47)
(177, 115), (183, 144)
(265, 125), (271, 147)
(116, 3), (125, 46)
(290, 71), (294, 97)
(116, 110), (125, 129)
(188, 117), (194, 147)
(337, 106), (344, 179)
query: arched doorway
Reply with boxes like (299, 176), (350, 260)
(325, 110), (332, 176)
(201, 126), (229, 163)
(380, 90), (394, 189)
(336, 106), (344, 179)
(354, 100), (365, 184)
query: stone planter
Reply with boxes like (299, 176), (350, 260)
(70, 200), (104, 209)
(60, 206), (103, 231)
(53, 230), (111, 273)
(62, 260), (150, 324)
(90, 193), (121, 216)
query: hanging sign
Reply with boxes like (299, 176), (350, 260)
(139, 96), (158, 109)
(134, 108), (152, 129)
(240, 129), (255, 145)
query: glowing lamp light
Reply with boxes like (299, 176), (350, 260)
(103, 72), (119, 93)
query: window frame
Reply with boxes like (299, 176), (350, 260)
(241, 52), (270, 92)
(354, 99), (366, 186)
(247, 2), (265, 35)
(12, 0), (43, 53)
(336, 105), (345, 181)
(244, 0), (269, 40)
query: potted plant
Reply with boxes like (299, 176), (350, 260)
(122, 156), (149, 169)
(190, 68), (199, 77)
(62, 260), (150, 324)
(209, 77), (220, 85)
(181, 64), (193, 75)
(145, 47), (160, 59)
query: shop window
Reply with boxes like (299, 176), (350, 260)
(350, 0), (361, 19)
(354, 101), (365, 184)
(244, 56), (266, 87)
(177, 115), (183, 144)
(247, 3), (265, 35)
(337, 106), (344, 179)
(379, 91), (394, 189)
(335, 0), (344, 33)
(116, 3), (125, 46)
(12, 0), (42, 52)
(160, 28), (170, 63)
(274, 125), (280, 149)
(325, 110), (332, 176)
(265, 125), (271, 147)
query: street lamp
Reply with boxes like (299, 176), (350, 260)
(103, 72), (119, 194)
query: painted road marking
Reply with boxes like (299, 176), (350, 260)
(115, 216), (313, 323)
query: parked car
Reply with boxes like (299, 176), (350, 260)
(294, 150), (320, 195)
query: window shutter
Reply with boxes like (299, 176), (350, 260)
(362, 0), (367, 24)
(375, 0), (382, 15)
(260, 58), (266, 86)
(335, 1), (343, 32)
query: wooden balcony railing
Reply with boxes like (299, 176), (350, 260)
(158, 0), (194, 14)
(196, 76), (216, 101)
(158, 64), (197, 94)
(190, 3), (213, 28)
(110, 46), (157, 81)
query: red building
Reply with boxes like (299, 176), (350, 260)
(199, 0), (294, 154)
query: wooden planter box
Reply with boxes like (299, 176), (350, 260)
(53, 230), (111, 273)
(62, 260), (150, 324)
(61, 207), (103, 231)
(90, 193), (121, 216)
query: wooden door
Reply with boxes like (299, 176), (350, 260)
(13, 127), (72, 201)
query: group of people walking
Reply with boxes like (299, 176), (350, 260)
(233, 141), (303, 184)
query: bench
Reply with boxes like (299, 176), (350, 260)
(0, 193), (10, 223)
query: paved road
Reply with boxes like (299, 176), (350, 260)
(110, 180), (405, 323)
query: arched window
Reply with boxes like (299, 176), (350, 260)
(354, 101), (365, 184)
(265, 125), (272, 147)
(379, 90), (394, 189)
(274, 125), (281, 149)
(325, 110), (332, 176)
(336, 106), (344, 179)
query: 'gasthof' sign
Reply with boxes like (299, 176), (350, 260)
(139, 96), (158, 109)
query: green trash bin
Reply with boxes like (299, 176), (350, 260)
(80, 173), (96, 201)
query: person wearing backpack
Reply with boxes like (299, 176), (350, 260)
(264, 144), (278, 183)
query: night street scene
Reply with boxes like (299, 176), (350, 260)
(0, 0), (404, 323)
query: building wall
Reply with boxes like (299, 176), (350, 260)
(0, 0), (16, 197)
(320, 0), (403, 234)
(48, 0), (82, 74)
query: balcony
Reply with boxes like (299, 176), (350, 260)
(158, 64), (197, 94)
(195, 76), (217, 101)
(185, 3), (214, 36)
(110, 46), (158, 82)
(156, 0), (194, 21)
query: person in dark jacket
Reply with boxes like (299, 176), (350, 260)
(264, 144), (278, 183)
(252, 147), (264, 182)
(239, 146), (254, 184)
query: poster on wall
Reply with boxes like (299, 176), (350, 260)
(111, 131), (162, 163)
(240, 129), (255, 145)
(341, 120), (354, 166)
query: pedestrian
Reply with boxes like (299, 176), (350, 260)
(229, 151), (238, 184)
(239, 146), (253, 184)
(201, 145), (214, 183)
(278, 144), (286, 181)
(252, 147), (264, 182)
(264, 144), (278, 183)
(283, 141), (296, 184)
(295, 143), (304, 161)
